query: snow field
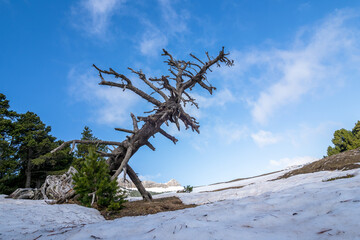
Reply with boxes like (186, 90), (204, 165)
(1, 168), (360, 239)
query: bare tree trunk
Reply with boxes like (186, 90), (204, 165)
(25, 153), (32, 188)
(126, 165), (152, 201)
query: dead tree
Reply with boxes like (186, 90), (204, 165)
(51, 47), (233, 201)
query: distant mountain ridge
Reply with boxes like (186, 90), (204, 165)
(118, 179), (181, 189)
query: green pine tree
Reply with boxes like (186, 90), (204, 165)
(0, 94), (20, 193)
(73, 126), (108, 171)
(327, 121), (360, 156)
(72, 148), (126, 210)
(12, 112), (74, 188)
(0, 93), (74, 193)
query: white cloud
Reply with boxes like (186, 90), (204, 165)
(138, 0), (189, 56)
(158, 0), (188, 34)
(71, 0), (124, 37)
(184, 88), (236, 120)
(194, 88), (236, 108)
(68, 67), (138, 125)
(251, 130), (281, 147)
(215, 123), (248, 144)
(222, 10), (360, 124)
(298, 2), (311, 12)
(139, 27), (168, 57)
(270, 156), (318, 168)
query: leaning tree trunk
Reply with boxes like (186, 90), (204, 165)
(51, 47), (233, 202)
(126, 165), (152, 201)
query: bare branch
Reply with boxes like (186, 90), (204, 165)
(111, 146), (133, 180)
(93, 64), (162, 107)
(178, 108), (200, 133)
(70, 141), (76, 154)
(96, 151), (116, 157)
(130, 113), (139, 132)
(182, 91), (199, 108)
(159, 128), (178, 144)
(180, 47), (232, 94)
(93, 64), (131, 84)
(115, 128), (135, 134)
(190, 53), (205, 65)
(128, 68), (169, 101)
(145, 141), (156, 151)
(51, 140), (123, 154)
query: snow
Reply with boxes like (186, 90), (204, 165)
(1, 169), (360, 239)
(0, 196), (104, 239)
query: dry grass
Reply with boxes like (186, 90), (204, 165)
(276, 148), (360, 180)
(101, 197), (197, 220)
(322, 174), (356, 182)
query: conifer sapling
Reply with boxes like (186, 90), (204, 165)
(72, 148), (126, 210)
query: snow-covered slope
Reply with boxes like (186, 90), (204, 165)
(0, 196), (104, 240)
(1, 168), (360, 239)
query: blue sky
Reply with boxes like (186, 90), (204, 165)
(1, 0), (360, 186)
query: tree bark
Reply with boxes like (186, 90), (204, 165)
(25, 151), (32, 188)
(126, 164), (152, 201)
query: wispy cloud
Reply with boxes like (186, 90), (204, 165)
(215, 123), (248, 144)
(185, 88), (237, 120)
(270, 156), (318, 168)
(298, 2), (311, 12)
(195, 88), (236, 109)
(251, 130), (281, 147)
(252, 11), (360, 124)
(68, 67), (138, 125)
(139, 24), (168, 57)
(222, 10), (360, 124)
(71, 0), (124, 37)
(158, 0), (188, 34)
(138, 0), (189, 56)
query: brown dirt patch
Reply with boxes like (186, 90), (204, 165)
(101, 196), (197, 220)
(276, 148), (360, 180)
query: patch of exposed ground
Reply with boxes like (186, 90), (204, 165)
(276, 148), (360, 180)
(200, 185), (245, 193)
(322, 174), (356, 182)
(208, 170), (283, 186)
(101, 197), (197, 220)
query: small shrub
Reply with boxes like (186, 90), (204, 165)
(107, 200), (125, 211)
(72, 148), (127, 210)
(183, 185), (193, 193)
